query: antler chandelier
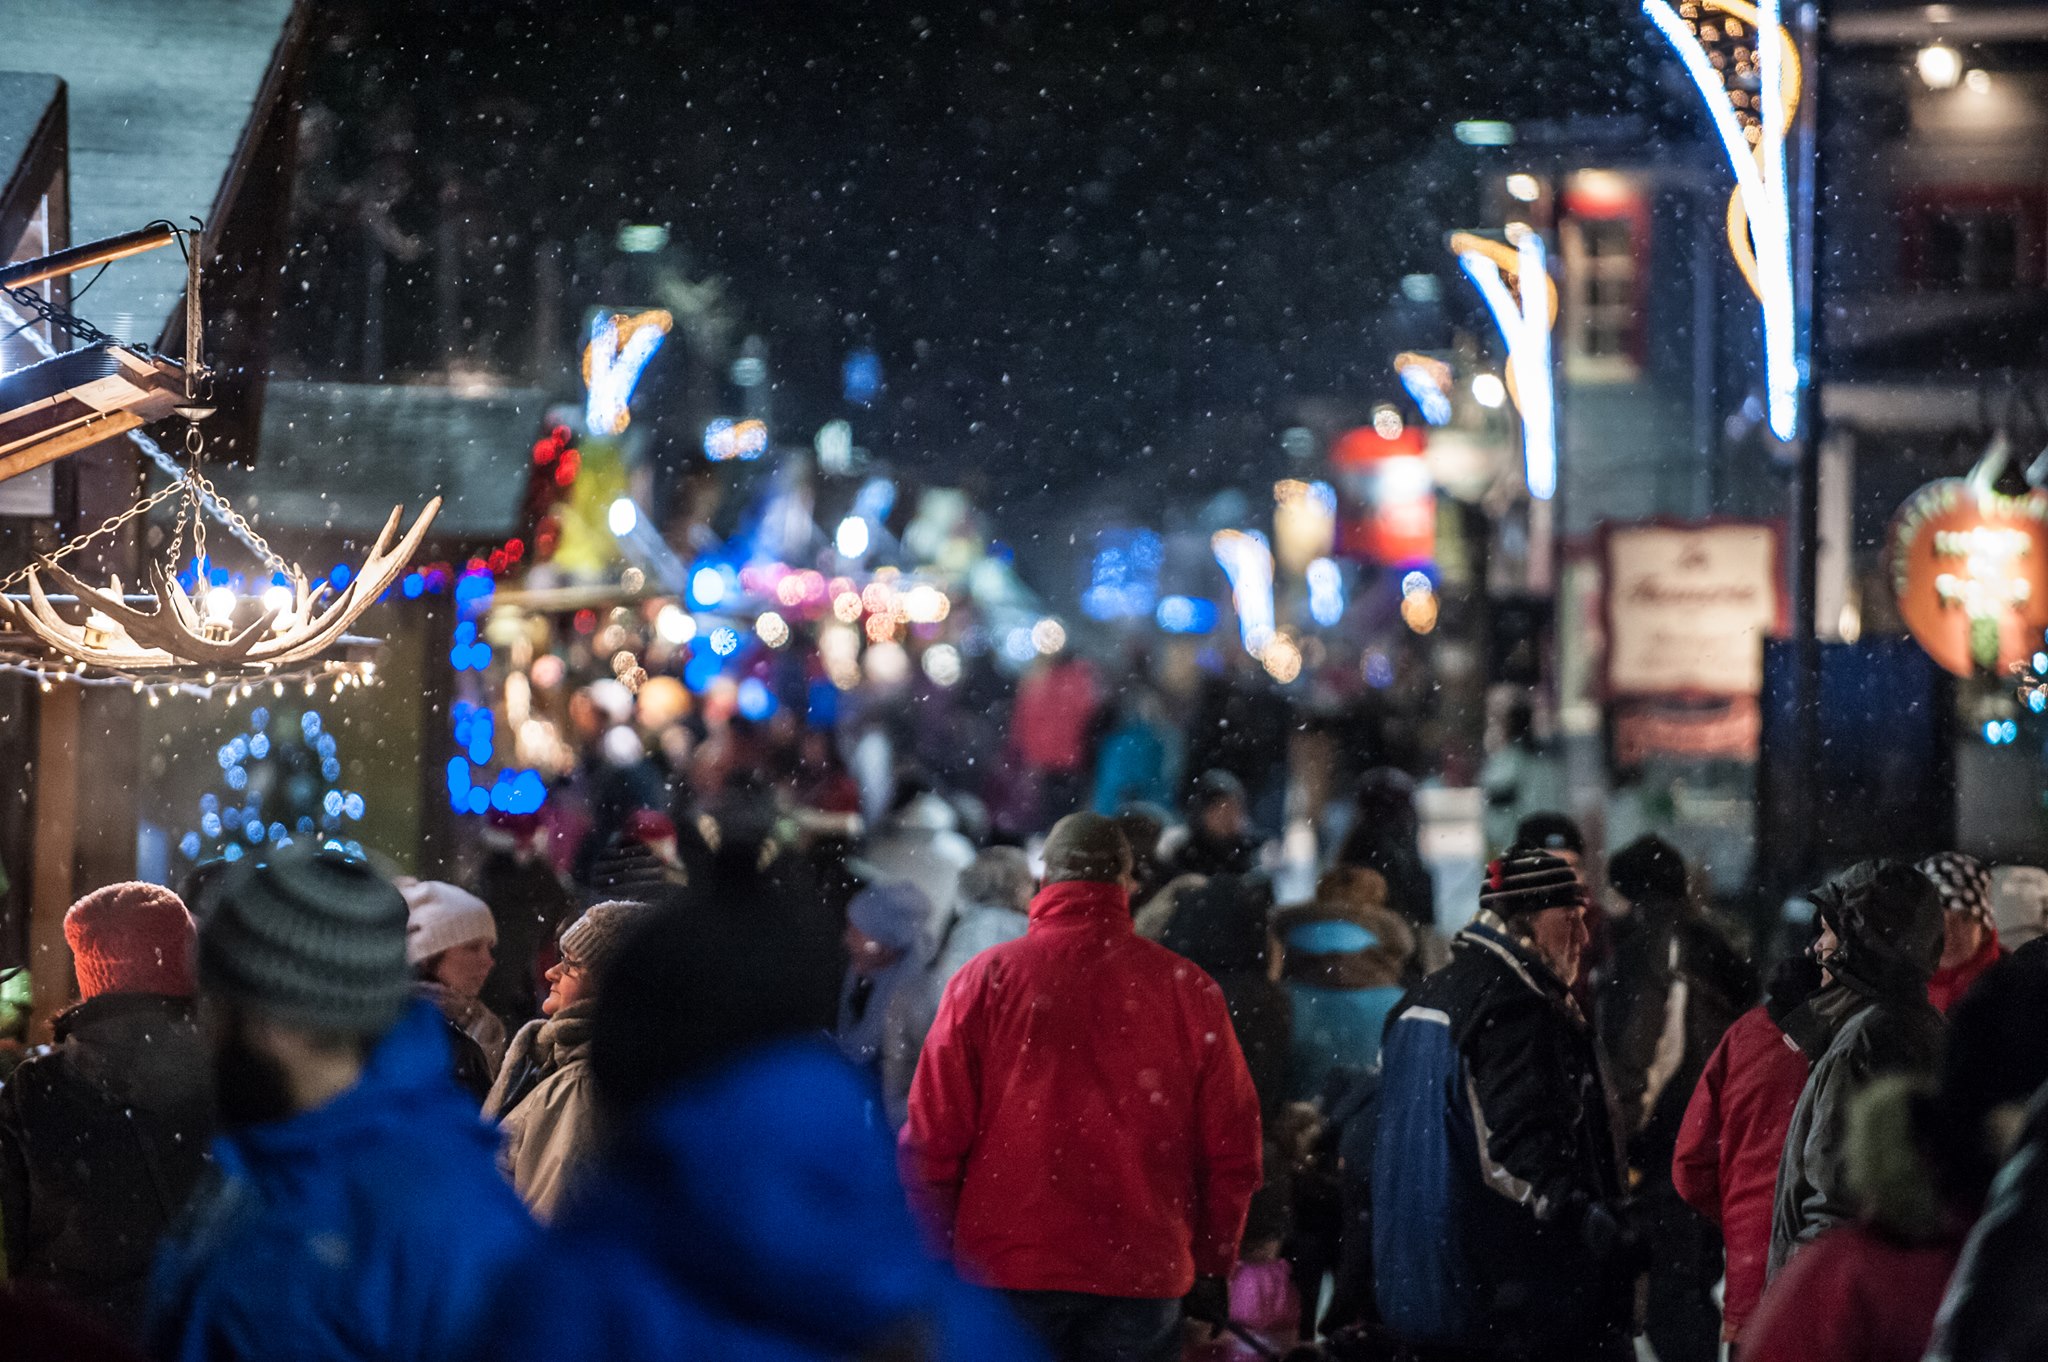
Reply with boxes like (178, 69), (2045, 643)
(0, 489), (439, 691)
(0, 222), (439, 694)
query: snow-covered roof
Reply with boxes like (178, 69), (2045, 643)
(0, 0), (301, 341)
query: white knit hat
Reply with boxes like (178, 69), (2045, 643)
(399, 880), (497, 966)
(1992, 865), (2048, 950)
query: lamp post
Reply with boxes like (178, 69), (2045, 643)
(1644, 0), (1825, 887)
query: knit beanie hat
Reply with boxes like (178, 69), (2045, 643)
(847, 881), (935, 954)
(1481, 850), (1585, 921)
(1041, 811), (1132, 886)
(1992, 865), (2048, 949)
(197, 847), (412, 1035)
(399, 880), (498, 966)
(1512, 812), (1585, 858)
(558, 899), (657, 979)
(65, 882), (196, 1000)
(1917, 852), (1994, 929)
(1609, 835), (1689, 906)
(1188, 768), (1247, 815)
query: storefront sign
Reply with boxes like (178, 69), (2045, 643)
(1604, 521), (1783, 697)
(1612, 695), (1762, 766)
(1333, 424), (1435, 567)
(1888, 476), (2048, 677)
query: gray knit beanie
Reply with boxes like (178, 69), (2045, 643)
(197, 846), (412, 1036)
(1041, 812), (1132, 886)
(559, 899), (657, 981)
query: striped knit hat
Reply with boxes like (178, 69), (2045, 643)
(197, 846), (412, 1036)
(1481, 850), (1585, 920)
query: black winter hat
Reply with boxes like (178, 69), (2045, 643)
(1481, 850), (1585, 920)
(197, 846), (412, 1036)
(1161, 873), (1273, 975)
(1609, 835), (1689, 906)
(1189, 768), (1248, 814)
(1808, 860), (1945, 999)
(1512, 811), (1585, 858)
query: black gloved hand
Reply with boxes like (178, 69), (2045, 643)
(1578, 1198), (1651, 1276)
(1183, 1275), (1231, 1339)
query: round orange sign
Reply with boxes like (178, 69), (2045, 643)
(1888, 478), (2048, 677)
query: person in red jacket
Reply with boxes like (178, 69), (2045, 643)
(1743, 1075), (1968, 1362)
(1671, 954), (1819, 1346)
(1918, 853), (2003, 1014)
(901, 812), (1263, 1362)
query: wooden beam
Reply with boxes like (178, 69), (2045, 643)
(27, 680), (78, 1042)
(0, 408), (143, 484)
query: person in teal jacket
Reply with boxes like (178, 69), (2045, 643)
(147, 849), (536, 1362)
(1274, 866), (1416, 1100)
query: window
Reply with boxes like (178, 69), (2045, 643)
(1562, 212), (1643, 382)
(1899, 188), (2040, 292)
(1922, 208), (2021, 290)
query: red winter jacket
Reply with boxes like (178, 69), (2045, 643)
(1742, 1223), (1963, 1362)
(1671, 1005), (1809, 1341)
(899, 879), (1263, 1298)
(1927, 934), (2002, 1015)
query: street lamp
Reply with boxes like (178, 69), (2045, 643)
(1916, 43), (1962, 90)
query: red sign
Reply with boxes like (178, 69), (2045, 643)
(1333, 425), (1435, 567)
(1888, 478), (2048, 677)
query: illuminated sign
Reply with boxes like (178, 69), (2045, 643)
(1889, 451), (2048, 677)
(582, 308), (672, 436)
(704, 417), (769, 462)
(1333, 425), (1436, 568)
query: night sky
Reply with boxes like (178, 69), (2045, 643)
(280, 1), (1661, 509)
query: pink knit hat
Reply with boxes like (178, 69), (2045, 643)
(64, 882), (196, 999)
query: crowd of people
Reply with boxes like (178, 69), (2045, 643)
(4, 662), (2048, 1362)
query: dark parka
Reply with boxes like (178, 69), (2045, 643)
(1769, 862), (1947, 1277)
(1374, 916), (1631, 1355)
(1160, 873), (1294, 1122)
(0, 993), (213, 1336)
(1926, 1078), (2048, 1362)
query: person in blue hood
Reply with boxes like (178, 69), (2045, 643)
(484, 842), (1044, 1362)
(146, 847), (537, 1362)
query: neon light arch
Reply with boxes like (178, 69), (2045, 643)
(1451, 229), (1560, 501)
(1643, 0), (1802, 441)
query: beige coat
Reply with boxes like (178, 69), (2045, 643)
(486, 1005), (599, 1221)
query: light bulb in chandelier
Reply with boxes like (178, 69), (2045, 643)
(262, 583), (297, 632)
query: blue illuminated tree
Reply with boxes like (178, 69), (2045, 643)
(177, 705), (367, 867)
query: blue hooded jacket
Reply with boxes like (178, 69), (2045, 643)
(485, 1039), (1044, 1362)
(146, 1001), (537, 1362)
